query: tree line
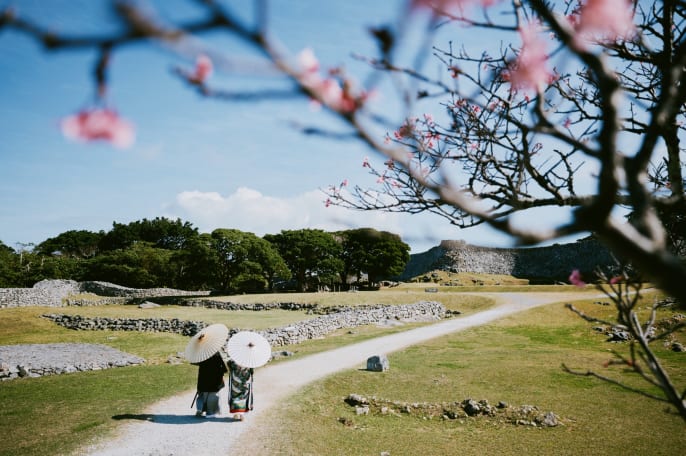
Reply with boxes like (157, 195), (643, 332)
(0, 217), (410, 293)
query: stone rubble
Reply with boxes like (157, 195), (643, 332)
(343, 394), (565, 427)
(0, 343), (144, 381)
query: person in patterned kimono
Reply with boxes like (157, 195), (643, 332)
(228, 359), (254, 421)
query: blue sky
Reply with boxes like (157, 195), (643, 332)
(0, 0), (534, 253)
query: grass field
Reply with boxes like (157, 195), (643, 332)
(0, 285), (683, 456)
(240, 296), (686, 456)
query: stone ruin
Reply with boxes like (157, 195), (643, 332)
(401, 237), (617, 283)
(342, 393), (564, 428)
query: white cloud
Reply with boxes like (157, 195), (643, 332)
(164, 186), (519, 253)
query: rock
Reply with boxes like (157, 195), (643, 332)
(345, 394), (369, 406)
(462, 399), (481, 416)
(671, 342), (685, 352)
(367, 355), (390, 372)
(270, 350), (295, 360)
(356, 406), (370, 416)
(138, 301), (160, 309)
(167, 355), (184, 365)
(538, 411), (559, 427)
(608, 327), (631, 342)
(338, 417), (353, 427)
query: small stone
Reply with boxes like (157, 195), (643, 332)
(356, 406), (369, 416)
(462, 399), (481, 416)
(345, 394), (369, 406)
(539, 412), (559, 427)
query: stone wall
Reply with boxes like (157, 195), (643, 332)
(0, 279), (81, 308)
(401, 238), (617, 282)
(0, 279), (210, 308)
(79, 281), (211, 299)
(259, 300), (445, 347)
(42, 300), (446, 348)
(42, 314), (206, 336)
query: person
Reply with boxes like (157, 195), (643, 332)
(191, 351), (228, 417)
(227, 359), (254, 421)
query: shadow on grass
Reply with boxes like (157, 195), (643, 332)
(112, 413), (237, 424)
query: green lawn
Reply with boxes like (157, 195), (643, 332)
(238, 296), (686, 456)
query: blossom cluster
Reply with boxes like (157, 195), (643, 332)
(297, 48), (369, 113)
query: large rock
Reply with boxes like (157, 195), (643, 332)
(367, 355), (390, 372)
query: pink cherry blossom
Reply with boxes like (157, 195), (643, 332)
(569, 269), (586, 287)
(508, 23), (553, 92)
(573, 0), (635, 47)
(325, 198), (332, 207)
(362, 157), (371, 168)
(192, 54), (213, 83)
(296, 48), (360, 113)
(341, 179), (348, 187)
(425, 131), (440, 148)
(297, 47), (320, 75)
(61, 108), (135, 149)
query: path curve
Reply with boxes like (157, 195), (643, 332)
(79, 292), (590, 456)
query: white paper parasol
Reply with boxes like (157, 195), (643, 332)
(226, 331), (271, 368)
(184, 323), (229, 363)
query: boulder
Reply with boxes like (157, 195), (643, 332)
(367, 355), (390, 372)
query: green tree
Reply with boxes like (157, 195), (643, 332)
(170, 233), (216, 290)
(83, 242), (174, 288)
(99, 217), (198, 251)
(35, 230), (103, 258)
(265, 229), (343, 292)
(0, 241), (19, 287)
(210, 229), (289, 293)
(340, 228), (410, 286)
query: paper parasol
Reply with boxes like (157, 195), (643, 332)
(226, 331), (271, 368)
(184, 323), (229, 363)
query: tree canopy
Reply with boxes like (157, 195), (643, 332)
(339, 228), (410, 285)
(265, 229), (344, 292)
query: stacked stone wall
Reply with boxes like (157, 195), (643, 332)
(402, 238), (616, 282)
(42, 301), (446, 348)
(79, 281), (210, 298)
(0, 279), (80, 308)
(0, 279), (210, 308)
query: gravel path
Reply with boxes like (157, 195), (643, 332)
(78, 292), (589, 456)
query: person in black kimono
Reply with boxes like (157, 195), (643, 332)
(192, 351), (227, 417)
